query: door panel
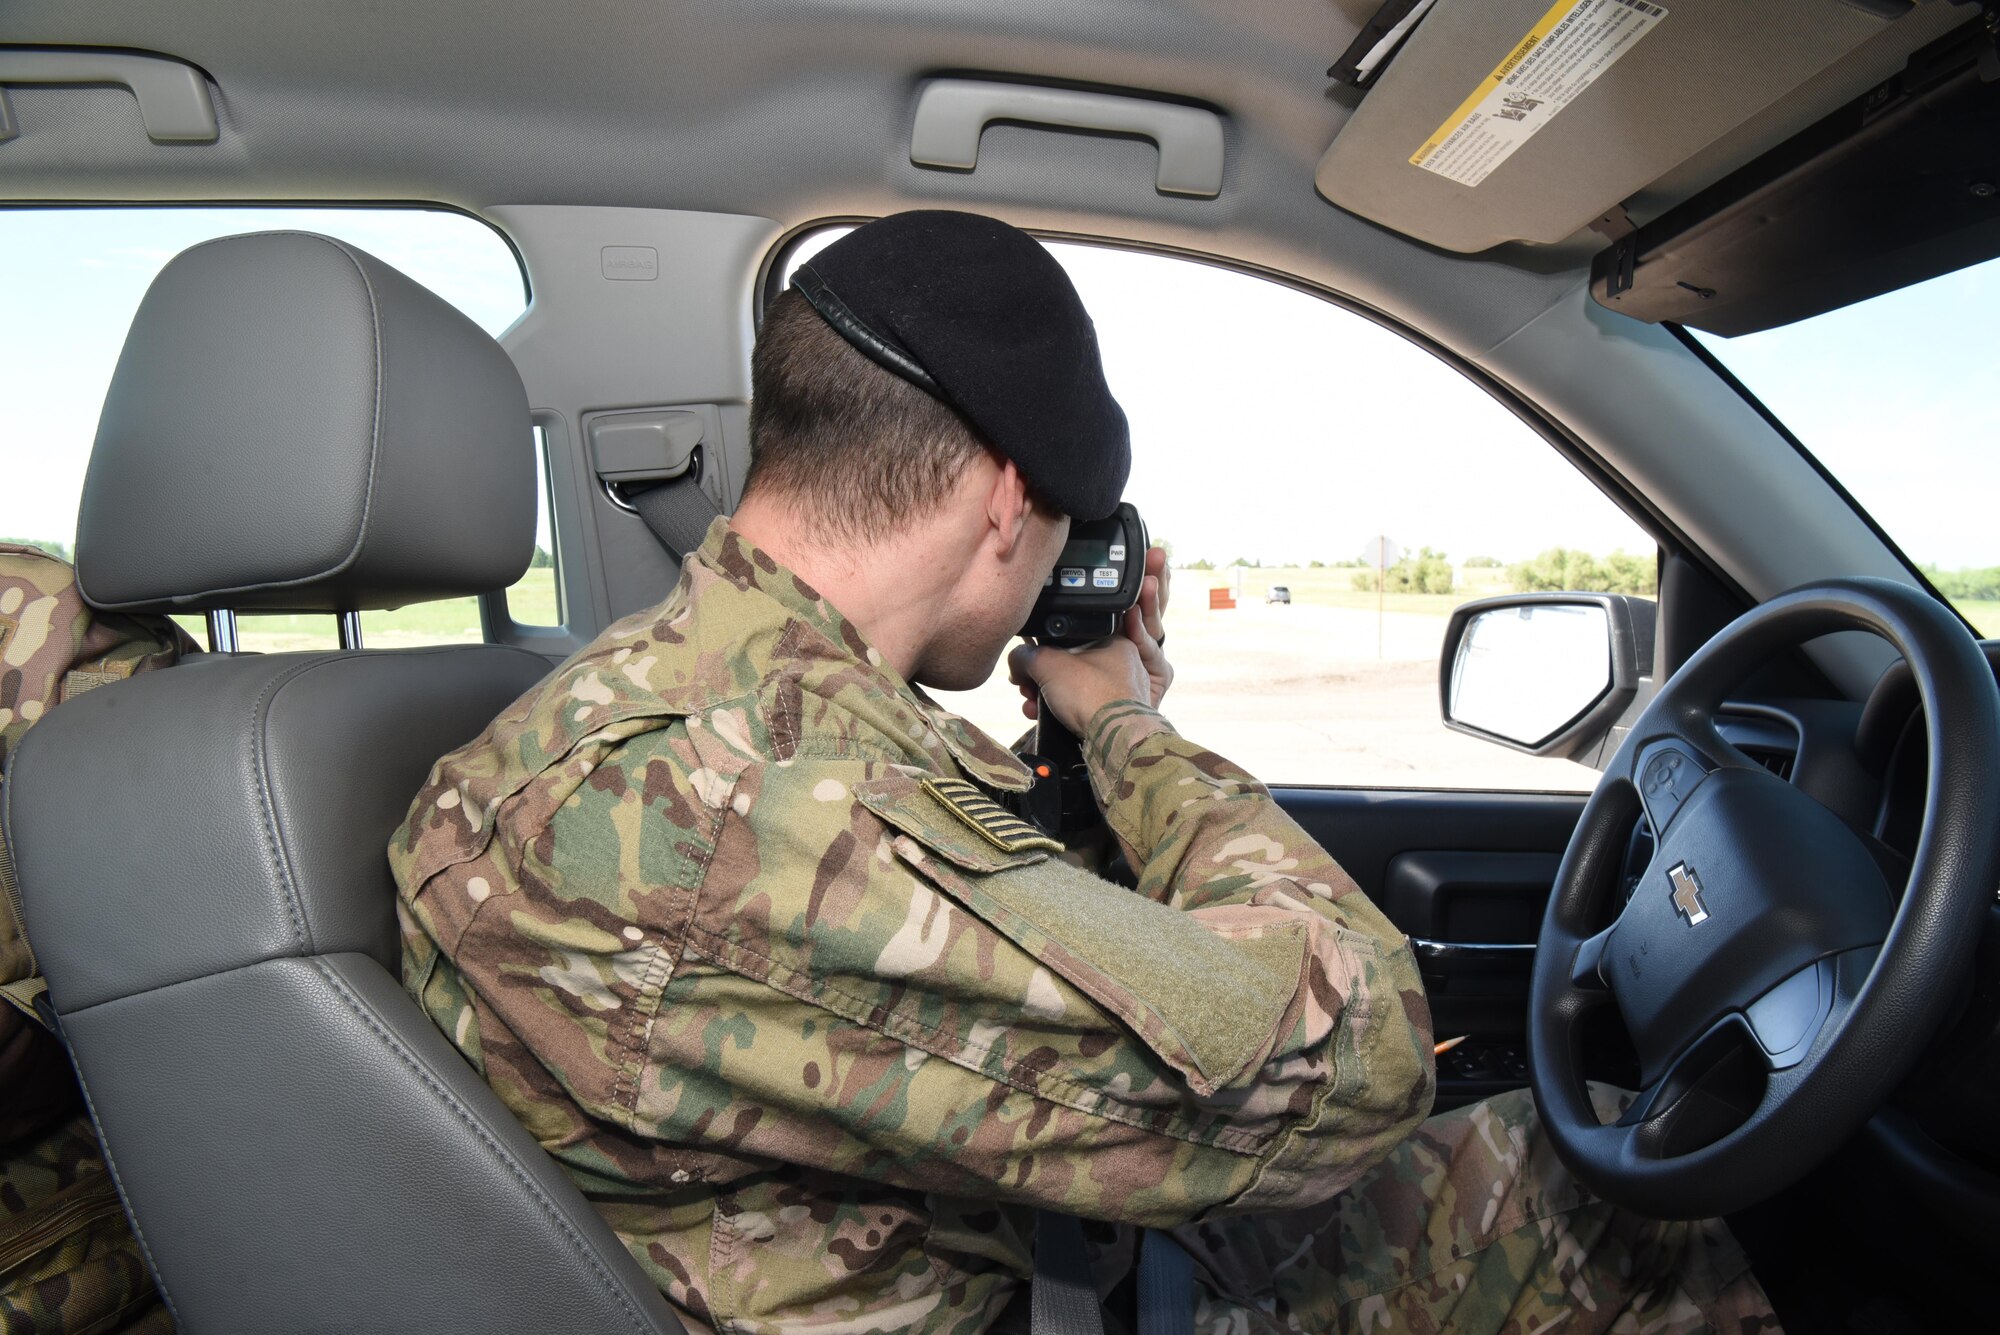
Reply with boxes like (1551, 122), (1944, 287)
(1274, 786), (1586, 1108)
(1386, 850), (1552, 1053)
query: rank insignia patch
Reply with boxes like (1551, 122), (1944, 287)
(922, 777), (1064, 855)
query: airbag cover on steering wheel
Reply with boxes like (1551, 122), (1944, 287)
(1609, 764), (1892, 1083)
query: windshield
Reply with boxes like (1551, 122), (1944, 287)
(1691, 256), (2000, 636)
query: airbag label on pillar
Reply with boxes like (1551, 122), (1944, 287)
(1410, 0), (1667, 188)
(601, 246), (659, 280)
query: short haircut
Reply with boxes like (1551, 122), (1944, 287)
(744, 288), (988, 544)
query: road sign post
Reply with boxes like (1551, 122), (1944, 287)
(1360, 537), (1401, 659)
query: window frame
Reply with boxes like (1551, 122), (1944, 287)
(481, 414), (594, 658)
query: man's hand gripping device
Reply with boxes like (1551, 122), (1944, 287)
(1015, 502), (1149, 839)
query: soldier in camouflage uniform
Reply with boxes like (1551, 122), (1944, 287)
(0, 1118), (173, 1335)
(392, 213), (1777, 1334)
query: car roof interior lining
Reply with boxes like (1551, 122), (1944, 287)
(1, 0), (1968, 356)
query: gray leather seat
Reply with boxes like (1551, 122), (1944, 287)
(2, 233), (684, 1334)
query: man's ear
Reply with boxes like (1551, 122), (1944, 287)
(984, 453), (1033, 559)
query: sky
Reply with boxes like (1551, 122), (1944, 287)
(1690, 257), (2000, 572)
(2, 207), (1991, 572)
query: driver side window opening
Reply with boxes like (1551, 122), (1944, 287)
(778, 228), (1660, 792)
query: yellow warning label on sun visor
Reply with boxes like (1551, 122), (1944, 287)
(1411, 0), (1667, 188)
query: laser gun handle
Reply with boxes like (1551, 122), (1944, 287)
(1024, 690), (1093, 837)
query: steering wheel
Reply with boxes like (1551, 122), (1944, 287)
(1529, 578), (2000, 1219)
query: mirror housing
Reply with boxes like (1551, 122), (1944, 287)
(1439, 593), (1656, 761)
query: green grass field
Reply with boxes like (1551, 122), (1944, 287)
(172, 568), (562, 652)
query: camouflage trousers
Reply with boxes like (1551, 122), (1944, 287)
(1159, 1087), (1778, 1335)
(1, 1114), (171, 1335)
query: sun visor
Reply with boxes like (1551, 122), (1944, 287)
(1314, 0), (1970, 253)
(1591, 15), (2000, 335)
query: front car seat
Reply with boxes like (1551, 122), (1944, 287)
(2, 232), (684, 1334)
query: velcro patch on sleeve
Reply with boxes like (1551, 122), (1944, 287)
(60, 662), (137, 703)
(921, 777), (1063, 856)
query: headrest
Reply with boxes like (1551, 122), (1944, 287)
(76, 232), (536, 614)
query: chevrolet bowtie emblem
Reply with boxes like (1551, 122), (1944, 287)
(1667, 862), (1709, 926)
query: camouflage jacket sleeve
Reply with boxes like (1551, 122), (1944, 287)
(1074, 699), (1436, 1209)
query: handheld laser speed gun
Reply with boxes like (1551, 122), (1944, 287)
(1016, 502), (1149, 838)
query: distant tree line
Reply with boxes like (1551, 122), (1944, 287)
(1507, 548), (1656, 595)
(1924, 565), (2000, 602)
(1, 537), (72, 562)
(1352, 546), (1455, 595)
(1170, 545), (1658, 598)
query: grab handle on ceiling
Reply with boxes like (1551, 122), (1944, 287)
(911, 79), (1224, 198)
(0, 49), (218, 144)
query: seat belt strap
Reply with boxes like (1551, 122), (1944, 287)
(1031, 1211), (1106, 1335)
(0, 975), (49, 1026)
(1135, 1228), (1195, 1335)
(0, 816), (53, 1030)
(626, 464), (723, 559)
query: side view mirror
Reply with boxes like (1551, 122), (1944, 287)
(1439, 593), (1656, 761)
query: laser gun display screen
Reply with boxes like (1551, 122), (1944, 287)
(1057, 540), (1113, 571)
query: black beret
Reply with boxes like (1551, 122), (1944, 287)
(790, 211), (1130, 520)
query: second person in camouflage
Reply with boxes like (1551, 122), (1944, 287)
(391, 211), (1777, 1334)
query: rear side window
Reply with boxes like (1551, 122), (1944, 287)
(0, 206), (544, 651)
